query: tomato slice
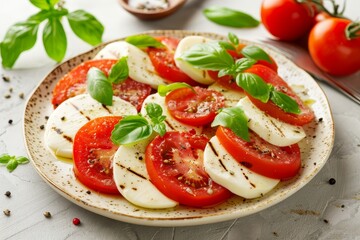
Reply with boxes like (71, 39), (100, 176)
(51, 59), (151, 111)
(147, 37), (198, 86)
(165, 86), (225, 126)
(145, 131), (232, 207)
(216, 126), (301, 180)
(73, 116), (121, 194)
(245, 65), (314, 126)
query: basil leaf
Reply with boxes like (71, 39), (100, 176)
(67, 10), (104, 46)
(87, 67), (113, 106)
(153, 122), (166, 137)
(203, 6), (260, 28)
(0, 21), (39, 68)
(111, 116), (152, 145)
(108, 57), (129, 84)
(15, 156), (30, 164)
(125, 35), (164, 49)
(180, 42), (234, 70)
(234, 58), (257, 73)
(42, 17), (67, 62)
(211, 107), (249, 141)
(145, 103), (163, 119)
(218, 41), (235, 51)
(270, 90), (301, 114)
(0, 154), (12, 164)
(6, 159), (18, 172)
(236, 73), (271, 103)
(30, 0), (53, 10)
(241, 45), (271, 63)
(228, 32), (239, 46)
(158, 82), (193, 97)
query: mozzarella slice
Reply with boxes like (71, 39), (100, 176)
(238, 97), (305, 146)
(94, 41), (168, 88)
(44, 94), (137, 159)
(113, 139), (178, 209)
(140, 93), (203, 134)
(208, 82), (245, 107)
(174, 36), (215, 85)
(204, 136), (280, 199)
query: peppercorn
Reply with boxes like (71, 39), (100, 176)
(8, 119), (13, 125)
(72, 217), (81, 225)
(3, 209), (11, 216)
(4, 191), (11, 197)
(328, 178), (336, 185)
(43, 211), (52, 218)
(40, 125), (45, 130)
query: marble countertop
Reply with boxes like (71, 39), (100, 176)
(1, 0), (360, 239)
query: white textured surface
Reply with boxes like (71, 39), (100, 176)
(1, 0), (360, 239)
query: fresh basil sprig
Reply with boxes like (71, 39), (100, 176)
(211, 107), (250, 141)
(241, 45), (272, 64)
(0, 154), (29, 172)
(0, 0), (104, 68)
(158, 82), (194, 97)
(87, 57), (129, 106)
(125, 35), (164, 49)
(111, 103), (166, 145)
(270, 90), (301, 114)
(203, 6), (260, 28)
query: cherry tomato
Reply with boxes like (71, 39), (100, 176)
(261, 0), (314, 41)
(216, 126), (301, 180)
(145, 131), (233, 207)
(308, 18), (360, 76)
(245, 65), (314, 126)
(51, 59), (151, 111)
(147, 37), (198, 86)
(73, 116), (121, 194)
(165, 86), (225, 126)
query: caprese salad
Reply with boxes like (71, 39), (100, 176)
(44, 33), (315, 209)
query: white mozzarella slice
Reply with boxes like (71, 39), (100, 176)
(238, 97), (306, 146)
(204, 136), (280, 199)
(94, 41), (168, 88)
(44, 94), (137, 159)
(174, 36), (215, 85)
(140, 93), (203, 134)
(113, 139), (178, 209)
(208, 82), (246, 107)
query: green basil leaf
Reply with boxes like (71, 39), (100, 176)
(30, 0), (52, 10)
(67, 10), (104, 46)
(218, 41), (235, 51)
(153, 122), (166, 137)
(87, 67), (113, 106)
(111, 116), (153, 145)
(179, 42), (234, 70)
(241, 45), (271, 63)
(236, 73), (271, 103)
(145, 103), (163, 119)
(234, 58), (256, 73)
(125, 35), (164, 49)
(0, 21), (39, 68)
(203, 6), (260, 28)
(211, 107), (249, 141)
(42, 17), (67, 62)
(6, 159), (18, 172)
(0, 154), (12, 164)
(270, 90), (301, 114)
(15, 156), (30, 164)
(157, 82), (193, 97)
(108, 57), (129, 84)
(228, 32), (239, 46)
(218, 68), (234, 78)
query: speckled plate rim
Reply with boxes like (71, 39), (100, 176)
(23, 30), (335, 227)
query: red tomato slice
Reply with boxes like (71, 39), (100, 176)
(165, 86), (225, 126)
(245, 65), (314, 126)
(73, 116), (121, 194)
(51, 59), (151, 111)
(145, 131), (233, 207)
(216, 126), (301, 180)
(147, 37), (198, 86)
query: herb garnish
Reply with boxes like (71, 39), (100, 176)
(0, 0), (104, 68)
(111, 103), (166, 145)
(125, 35), (164, 49)
(157, 82), (194, 97)
(0, 154), (29, 172)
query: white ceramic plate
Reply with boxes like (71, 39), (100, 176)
(23, 30), (334, 227)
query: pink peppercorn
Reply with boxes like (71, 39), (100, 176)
(72, 217), (81, 226)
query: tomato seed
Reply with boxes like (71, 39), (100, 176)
(72, 217), (81, 225)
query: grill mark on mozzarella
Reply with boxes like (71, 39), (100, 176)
(268, 117), (285, 138)
(101, 104), (112, 114)
(240, 168), (256, 188)
(69, 102), (91, 121)
(51, 126), (73, 143)
(164, 119), (175, 130)
(208, 141), (228, 172)
(116, 162), (147, 180)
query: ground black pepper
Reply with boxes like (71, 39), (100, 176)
(2, 75), (10, 82)
(8, 119), (13, 124)
(40, 125), (45, 130)
(4, 191), (11, 197)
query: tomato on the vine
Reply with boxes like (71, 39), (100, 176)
(308, 18), (360, 76)
(261, 0), (315, 41)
